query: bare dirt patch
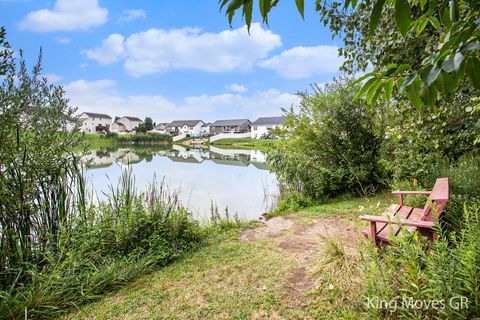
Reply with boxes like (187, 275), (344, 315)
(239, 217), (294, 242)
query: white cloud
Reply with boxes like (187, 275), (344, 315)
(19, 0), (108, 32)
(83, 34), (125, 65)
(85, 23), (282, 77)
(55, 37), (71, 44)
(259, 45), (343, 79)
(63, 79), (299, 121)
(118, 9), (146, 22)
(43, 73), (63, 83)
(225, 83), (247, 93)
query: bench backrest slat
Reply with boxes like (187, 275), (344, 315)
(422, 178), (449, 221)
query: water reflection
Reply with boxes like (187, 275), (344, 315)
(83, 145), (277, 220)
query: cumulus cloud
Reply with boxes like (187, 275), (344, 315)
(83, 34), (125, 65)
(225, 83), (247, 93)
(259, 45), (343, 79)
(63, 79), (299, 121)
(19, 0), (108, 32)
(118, 9), (146, 22)
(85, 23), (282, 77)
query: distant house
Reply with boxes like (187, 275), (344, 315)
(200, 122), (211, 136)
(167, 120), (204, 137)
(210, 119), (251, 135)
(251, 116), (286, 139)
(154, 122), (168, 133)
(77, 112), (112, 133)
(111, 116), (143, 133)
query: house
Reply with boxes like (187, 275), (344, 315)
(251, 116), (286, 139)
(154, 123), (169, 133)
(200, 122), (211, 136)
(77, 112), (112, 133)
(167, 120), (204, 137)
(111, 116), (143, 133)
(210, 119), (251, 135)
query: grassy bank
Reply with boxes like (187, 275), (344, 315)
(62, 195), (388, 319)
(211, 137), (278, 150)
(79, 133), (172, 150)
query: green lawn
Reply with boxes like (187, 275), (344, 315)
(63, 195), (391, 319)
(211, 137), (278, 150)
(79, 133), (117, 149)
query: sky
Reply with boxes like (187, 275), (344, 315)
(0, 0), (343, 122)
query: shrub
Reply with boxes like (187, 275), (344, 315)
(268, 78), (388, 201)
(105, 132), (118, 139)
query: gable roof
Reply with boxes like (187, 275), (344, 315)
(252, 116), (286, 126)
(202, 122), (211, 127)
(211, 119), (251, 127)
(168, 120), (203, 127)
(80, 112), (112, 119)
(120, 116), (143, 122)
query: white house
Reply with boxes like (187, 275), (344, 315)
(251, 116), (287, 139)
(200, 122), (211, 136)
(167, 120), (204, 137)
(111, 116), (143, 133)
(77, 112), (112, 133)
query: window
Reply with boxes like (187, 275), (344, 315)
(253, 126), (257, 130)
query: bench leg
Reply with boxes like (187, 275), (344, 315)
(370, 221), (377, 245)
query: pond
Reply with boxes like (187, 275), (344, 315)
(83, 144), (278, 220)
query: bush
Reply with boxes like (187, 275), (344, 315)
(268, 78), (388, 201)
(105, 132), (118, 139)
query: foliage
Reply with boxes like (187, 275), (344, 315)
(218, 0), (479, 109)
(136, 117), (154, 133)
(268, 78), (387, 200)
(363, 204), (480, 319)
(387, 89), (479, 184)
(0, 168), (207, 319)
(0, 46), (81, 277)
(116, 132), (172, 144)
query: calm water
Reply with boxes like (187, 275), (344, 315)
(83, 144), (278, 220)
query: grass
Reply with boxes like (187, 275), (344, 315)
(63, 194), (384, 319)
(80, 133), (117, 149)
(211, 137), (278, 150)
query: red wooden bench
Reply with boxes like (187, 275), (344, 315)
(360, 178), (449, 246)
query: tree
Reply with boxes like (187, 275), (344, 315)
(144, 117), (154, 131)
(219, 0), (479, 109)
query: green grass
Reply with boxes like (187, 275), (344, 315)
(80, 133), (117, 149)
(63, 194), (393, 319)
(211, 137), (278, 150)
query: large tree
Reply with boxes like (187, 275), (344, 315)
(219, 0), (479, 109)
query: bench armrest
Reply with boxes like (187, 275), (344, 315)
(392, 191), (431, 195)
(359, 215), (435, 228)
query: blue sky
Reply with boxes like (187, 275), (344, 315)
(1, 0), (342, 122)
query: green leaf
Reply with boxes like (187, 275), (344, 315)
(355, 72), (376, 83)
(226, 0), (244, 25)
(384, 78), (394, 100)
(295, 0), (304, 19)
(429, 16), (441, 29)
(366, 79), (383, 104)
(355, 77), (378, 100)
(416, 16), (428, 35)
(406, 78), (423, 111)
(449, 0), (459, 22)
(453, 52), (464, 71)
(420, 64), (441, 86)
(370, 0), (386, 34)
(258, 0), (271, 23)
(400, 73), (417, 93)
(421, 84), (438, 106)
(442, 57), (455, 73)
(395, 0), (412, 37)
(243, 0), (253, 32)
(351, 0), (358, 9)
(435, 71), (456, 95)
(465, 57), (480, 89)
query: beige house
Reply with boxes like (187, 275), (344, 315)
(111, 116), (143, 133)
(77, 112), (112, 133)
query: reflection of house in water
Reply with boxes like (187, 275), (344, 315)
(168, 145), (206, 164)
(110, 149), (142, 165)
(82, 150), (114, 169)
(208, 146), (251, 167)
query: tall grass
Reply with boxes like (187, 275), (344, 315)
(0, 163), (220, 319)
